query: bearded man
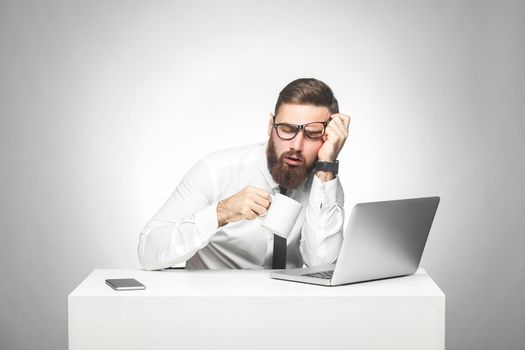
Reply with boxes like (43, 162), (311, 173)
(138, 78), (351, 270)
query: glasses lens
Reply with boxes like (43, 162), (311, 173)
(304, 123), (325, 139)
(276, 124), (298, 140)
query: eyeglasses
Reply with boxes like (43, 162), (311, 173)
(272, 116), (329, 141)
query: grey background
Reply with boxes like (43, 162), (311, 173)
(1, 0), (523, 349)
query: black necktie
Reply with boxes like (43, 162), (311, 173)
(272, 186), (287, 269)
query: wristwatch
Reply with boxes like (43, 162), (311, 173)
(315, 160), (339, 176)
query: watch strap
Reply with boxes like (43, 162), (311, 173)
(315, 160), (339, 175)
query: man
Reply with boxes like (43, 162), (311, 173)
(138, 78), (350, 270)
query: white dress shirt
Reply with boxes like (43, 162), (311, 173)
(138, 142), (344, 270)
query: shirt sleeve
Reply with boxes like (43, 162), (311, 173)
(137, 159), (219, 270)
(299, 175), (345, 267)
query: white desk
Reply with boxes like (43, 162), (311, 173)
(68, 268), (445, 350)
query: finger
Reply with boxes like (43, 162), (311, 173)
(240, 204), (261, 220)
(250, 202), (268, 217)
(337, 114), (351, 130)
(335, 122), (349, 139)
(344, 115), (351, 129)
(326, 122), (345, 141)
(252, 195), (271, 210)
(329, 117), (349, 138)
(331, 115), (347, 131)
(328, 116), (343, 132)
(247, 186), (271, 200)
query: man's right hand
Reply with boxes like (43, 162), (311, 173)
(216, 186), (271, 227)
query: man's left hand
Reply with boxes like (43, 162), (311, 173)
(317, 113), (351, 162)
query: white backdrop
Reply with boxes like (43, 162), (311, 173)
(1, 1), (524, 349)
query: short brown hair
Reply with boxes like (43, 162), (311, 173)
(274, 78), (339, 116)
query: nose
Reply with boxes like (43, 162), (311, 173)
(289, 129), (305, 151)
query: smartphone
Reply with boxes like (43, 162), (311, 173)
(105, 278), (146, 291)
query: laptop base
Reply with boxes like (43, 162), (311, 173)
(270, 264), (335, 286)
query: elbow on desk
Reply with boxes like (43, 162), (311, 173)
(138, 246), (188, 271)
(137, 244), (165, 271)
(137, 228), (173, 271)
(138, 249), (190, 271)
(138, 253), (163, 271)
(137, 227), (192, 271)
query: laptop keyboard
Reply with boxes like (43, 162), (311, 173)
(303, 270), (334, 279)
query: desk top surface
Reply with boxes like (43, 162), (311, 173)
(69, 268), (444, 298)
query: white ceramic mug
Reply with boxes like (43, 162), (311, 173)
(259, 193), (303, 239)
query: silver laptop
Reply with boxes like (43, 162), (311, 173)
(270, 196), (440, 286)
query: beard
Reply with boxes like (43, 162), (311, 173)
(266, 135), (314, 190)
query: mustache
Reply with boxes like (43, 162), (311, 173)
(280, 150), (305, 161)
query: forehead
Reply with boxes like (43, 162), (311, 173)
(275, 103), (331, 124)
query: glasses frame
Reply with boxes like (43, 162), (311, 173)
(272, 116), (330, 141)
